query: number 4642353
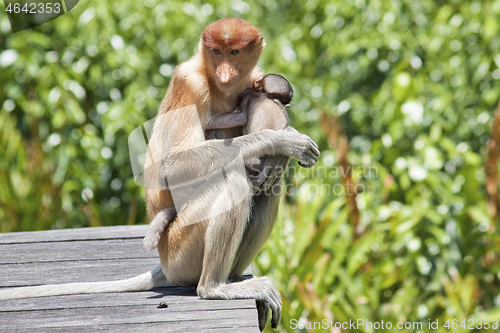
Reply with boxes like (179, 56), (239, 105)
(444, 319), (499, 330)
(6, 2), (61, 14)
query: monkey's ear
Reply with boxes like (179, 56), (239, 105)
(257, 35), (266, 49)
(249, 35), (265, 46)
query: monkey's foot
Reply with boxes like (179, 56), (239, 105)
(197, 277), (282, 331)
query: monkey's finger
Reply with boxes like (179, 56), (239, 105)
(269, 296), (282, 328)
(261, 165), (279, 190)
(303, 147), (320, 162)
(296, 139), (319, 161)
(309, 141), (320, 157)
(267, 298), (280, 329)
(298, 158), (315, 168)
(256, 169), (270, 185)
(271, 309), (281, 329)
(264, 157), (288, 189)
(298, 152), (318, 168)
(261, 174), (276, 191)
(271, 169), (284, 186)
(250, 170), (270, 193)
(298, 161), (310, 168)
(271, 301), (282, 329)
(267, 285), (282, 328)
(298, 148), (319, 167)
(302, 136), (320, 155)
(256, 300), (270, 331)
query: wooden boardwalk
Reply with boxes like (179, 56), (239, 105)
(0, 225), (260, 332)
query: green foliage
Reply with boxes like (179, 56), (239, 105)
(253, 0), (500, 332)
(1, 0), (499, 332)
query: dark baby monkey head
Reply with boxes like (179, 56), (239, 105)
(254, 74), (293, 106)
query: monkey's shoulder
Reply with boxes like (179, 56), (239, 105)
(174, 56), (211, 106)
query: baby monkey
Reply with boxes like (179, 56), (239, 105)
(254, 74), (293, 108)
(143, 74), (293, 252)
(206, 73), (292, 134)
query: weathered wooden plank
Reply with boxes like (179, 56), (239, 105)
(1, 259), (252, 287)
(0, 238), (155, 264)
(0, 258), (162, 287)
(3, 320), (259, 333)
(0, 306), (259, 329)
(0, 290), (256, 312)
(0, 226), (258, 332)
(0, 225), (148, 244)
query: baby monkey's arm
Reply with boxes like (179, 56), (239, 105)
(205, 108), (247, 130)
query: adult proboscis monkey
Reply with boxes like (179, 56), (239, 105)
(143, 73), (295, 251)
(0, 18), (320, 331)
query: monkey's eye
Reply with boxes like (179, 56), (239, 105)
(231, 49), (240, 56)
(213, 49), (221, 55)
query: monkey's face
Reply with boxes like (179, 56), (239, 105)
(204, 37), (264, 91)
(201, 18), (265, 92)
(208, 48), (243, 90)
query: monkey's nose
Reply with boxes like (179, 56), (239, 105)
(218, 73), (232, 85)
(219, 74), (231, 84)
(217, 63), (233, 85)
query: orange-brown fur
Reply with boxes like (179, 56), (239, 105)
(0, 22), (321, 331)
(202, 18), (261, 50)
(146, 19), (264, 222)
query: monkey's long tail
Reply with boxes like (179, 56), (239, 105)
(0, 265), (166, 301)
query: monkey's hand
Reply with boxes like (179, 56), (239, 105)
(272, 128), (320, 168)
(248, 155), (288, 193)
(232, 105), (249, 121)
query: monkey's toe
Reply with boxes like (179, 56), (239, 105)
(256, 300), (270, 331)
